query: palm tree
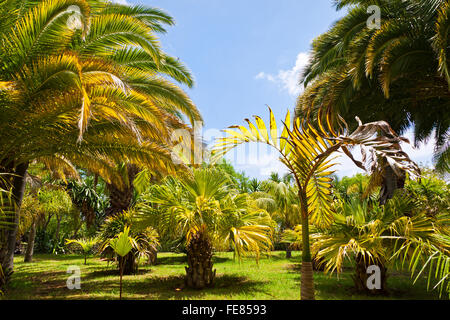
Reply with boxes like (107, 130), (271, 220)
(101, 226), (136, 300)
(313, 194), (442, 294)
(394, 231), (450, 298)
(137, 168), (274, 289)
(65, 237), (99, 265)
(98, 209), (159, 275)
(66, 178), (107, 229)
(213, 107), (419, 299)
(297, 0), (449, 172)
(0, 0), (201, 281)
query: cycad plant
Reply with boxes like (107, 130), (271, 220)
(65, 237), (99, 265)
(137, 168), (274, 289)
(213, 108), (419, 299)
(101, 226), (135, 300)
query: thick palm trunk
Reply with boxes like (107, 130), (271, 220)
(119, 252), (138, 275)
(24, 217), (37, 263)
(185, 230), (216, 289)
(1, 162), (29, 284)
(105, 183), (134, 217)
(106, 164), (139, 217)
(353, 253), (388, 294)
(285, 244), (292, 258)
(299, 190), (315, 300)
(379, 165), (405, 205)
(105, 165), (141, 275)
(148, 251), (157, 265)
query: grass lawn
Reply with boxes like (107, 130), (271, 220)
(1, 251), (444, 300)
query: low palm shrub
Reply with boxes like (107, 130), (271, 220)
(65, 237), (99, 265)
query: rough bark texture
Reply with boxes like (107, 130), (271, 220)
(104, 164), (142, 275)
(105, 164), (139, 217)
(148, 250), (157, 265)
(119, 251), (138, 275)
(353, 253), (388, 295)
(1, 162), (29, 284)
(379, 165), (405, 205)
(24, 218), (37, 263)
(285, 245), (292, 259)
(301, 262), (315, 300)
(185, 230), (216, 289)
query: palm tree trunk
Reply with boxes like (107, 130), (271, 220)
(105, 164), (139, 217)
(119, 258), (124, 300)
(1, 162), (29, 283)
(299, 190), (315, 300)
(185, 229), (216, 289)
(24, 217), (37, 263)
(285, 244), (292, 258)
(353, 253), (388, 294)
(119, 252), (138, 275)
(105, 183), (133, 217)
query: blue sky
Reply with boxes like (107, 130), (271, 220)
(129, 0), (435, 179)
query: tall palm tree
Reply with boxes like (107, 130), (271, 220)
(213, 107), (419, 299)
(137, 168), (274, 289)
(0, 0), (201, 283)
(296, 0), (449, 172)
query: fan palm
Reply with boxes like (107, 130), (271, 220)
(296, 0), (449, 172)
(313, 194), (443, 294)
(98, 209), (160, 275)
(65, 237), (99, 265)
(101, 225), (136, 300)
(136, 168), (274, 289)
(212, 107), (419, 299)
(393, 231), (450, 298)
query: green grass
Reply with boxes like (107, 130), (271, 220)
(1, 251), (444, 300)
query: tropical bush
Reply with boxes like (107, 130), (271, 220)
(101, 226), (135, 300)
(213, 107), (420, 299)
(65, 237), (99, 265)
(98, 209), (159, 275)
(137, 168), (274, 289)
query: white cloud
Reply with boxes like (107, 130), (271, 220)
(255, 52), (310, 96)
(111, 0), (129, 4)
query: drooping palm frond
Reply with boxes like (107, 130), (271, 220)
(298, 0), (450, 172)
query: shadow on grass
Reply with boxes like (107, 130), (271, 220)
(97, 274), (269, 300)
(7, 269), (269, 300)
(156, 254), (232, 266)
(156, 255), (187, 265)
